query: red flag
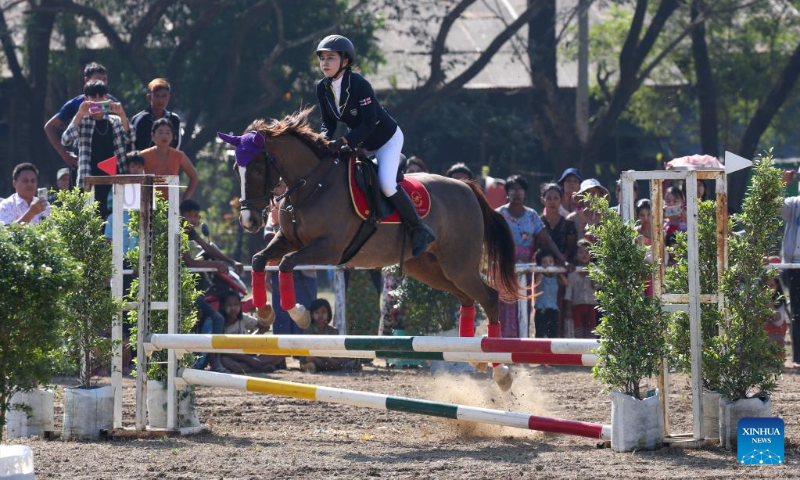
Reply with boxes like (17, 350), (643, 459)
(98, 155), (118, 176)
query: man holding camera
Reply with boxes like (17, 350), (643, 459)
(61, 79), (131, 219)
(0, 163), (51, 226)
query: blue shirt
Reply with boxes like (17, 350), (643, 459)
(535, 275), (560, 310)
(56, 93), (119, 122)
(104, 211), (138, 256)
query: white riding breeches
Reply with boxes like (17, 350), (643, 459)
(369, 127), (404, 197)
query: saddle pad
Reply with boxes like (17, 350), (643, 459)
(348, 157), (431, 224)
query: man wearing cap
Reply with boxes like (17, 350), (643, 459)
(48, 168), (72, 205)
(557, 168), (583, 216)
(567, 178), (609, 240)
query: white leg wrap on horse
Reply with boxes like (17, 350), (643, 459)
(375, 127), (405, 197)
(288, 304), (311, 329)
(493, 364), (513, 392)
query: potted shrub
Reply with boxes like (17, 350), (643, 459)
(0, 225), (78, 441)
(665, 200), (725, 438)
(586, 195), (668, 452)
(43, 189), (123, 440)
(127, 197), (202, 429)
(708, 153), (784, 449)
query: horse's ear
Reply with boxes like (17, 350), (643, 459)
(217, 132), (241, 146)
(251, 131), (265, 148)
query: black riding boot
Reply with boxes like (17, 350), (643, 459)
(387, 189), (436, 257)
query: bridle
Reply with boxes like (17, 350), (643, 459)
(238, 143), (342, 228)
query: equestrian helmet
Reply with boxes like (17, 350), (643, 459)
(316, 35), (356, 64)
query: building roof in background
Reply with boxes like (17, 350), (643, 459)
(370, 0), (686, 91)
(2, 0), (686, 89)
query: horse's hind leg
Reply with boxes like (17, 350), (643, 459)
(445, 267), (514, 391)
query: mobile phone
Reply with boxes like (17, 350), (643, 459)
(664, 205), (682, 217)
(37, 187), (48, 201)
(89, 101), (111, 114)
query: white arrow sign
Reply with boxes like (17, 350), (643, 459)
(724, 151), (752, 174)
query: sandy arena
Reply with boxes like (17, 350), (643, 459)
(6, 357), (798, 479)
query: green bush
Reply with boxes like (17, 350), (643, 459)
(709, 152), (784, 401)
(127, 196), (201, 381)
(43, 189), (123, 388)
(586, 195), (668, 399)
(382, 266), (486, 335)
(664, 200), (723, 392)
(0, 224), (79, 441)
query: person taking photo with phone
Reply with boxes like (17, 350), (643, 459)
(61, 80), (131, 219)
(0, 163), (51, 225)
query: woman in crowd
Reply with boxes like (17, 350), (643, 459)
(405, 156), (429, 174)
(495, 174), (567, 337)
(141, 117), (199, 200)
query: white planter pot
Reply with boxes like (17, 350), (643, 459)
(62, 385), (114, 440)
(610, 390), (664, 452)
(0, 445), (35, 480)
(146, 380), (200, 429)
(719, 396), (772, 450)
(702, 390), (721, 440)
(6, 389), (54, 438)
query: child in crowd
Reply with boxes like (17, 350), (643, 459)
(217, 291), (286, 373)
(664, 186), (687, 236)
(533, 250), (566, 338)
(564, 240), (598, 338)
(181, 200), (243, 372)
(635, 199), (652, 246)
(766, 277), (789, 356)
(300, 299), (361, 373)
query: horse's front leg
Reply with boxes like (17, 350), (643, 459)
(251, 231), (298, 324)
(276, 237), (338, 329)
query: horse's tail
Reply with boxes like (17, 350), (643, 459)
(463, 181), (529, 300)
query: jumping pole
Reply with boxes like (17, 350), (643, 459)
(176, 369), (611, 441)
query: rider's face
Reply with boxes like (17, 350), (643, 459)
(319, 51), (347, 78)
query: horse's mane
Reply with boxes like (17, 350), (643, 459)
(245, 107), (329, 158)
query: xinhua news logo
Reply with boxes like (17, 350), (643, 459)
(738, 417), (784, 465)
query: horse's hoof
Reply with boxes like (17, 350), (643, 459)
(256, 304), (275, 327)
(493, 365), (513, 392)
(471, 362), (488, 373)
(288, 304), (311, 329)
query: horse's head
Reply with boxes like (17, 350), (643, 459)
(218, 130), (274, 233)
(220, 108), (331, 233)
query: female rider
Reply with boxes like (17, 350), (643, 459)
(315, 34), (435, 257)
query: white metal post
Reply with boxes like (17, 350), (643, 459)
(167, 176), (180, 431)
(136, 180), (154, 431)
(111, 184), (124, 429)
(517, 274), (529, 337)
(685, 172), (705, 440)
(334, 269), (347, 335)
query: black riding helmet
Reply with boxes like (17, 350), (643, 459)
(316, 35), (356, 65)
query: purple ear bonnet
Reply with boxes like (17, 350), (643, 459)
(217, 131), (265, 167)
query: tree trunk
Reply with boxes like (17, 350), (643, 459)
(729, 41), (800, 210)
(691, 0), (718, 156)
(527, 0), (556, 85)
(26, 0), (56, 174)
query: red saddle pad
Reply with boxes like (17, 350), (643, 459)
(348, 157), (431, 224)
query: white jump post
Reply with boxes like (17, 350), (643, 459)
(620, 168), (729, 447)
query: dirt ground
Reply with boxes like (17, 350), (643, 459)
(4, 356), (798, 480)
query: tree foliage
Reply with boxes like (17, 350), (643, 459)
(0, 223), (79, 442)
(586, 195), (668, 400)
(664, 200), (723, 391)
(42, 188), (123, 389)
(126, 196), (202, 382)
(710, 152), (784, 401)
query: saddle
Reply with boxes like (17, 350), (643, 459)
(339, 154), (431, 264)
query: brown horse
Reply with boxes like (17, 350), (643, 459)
(224, 108), (524, 389)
